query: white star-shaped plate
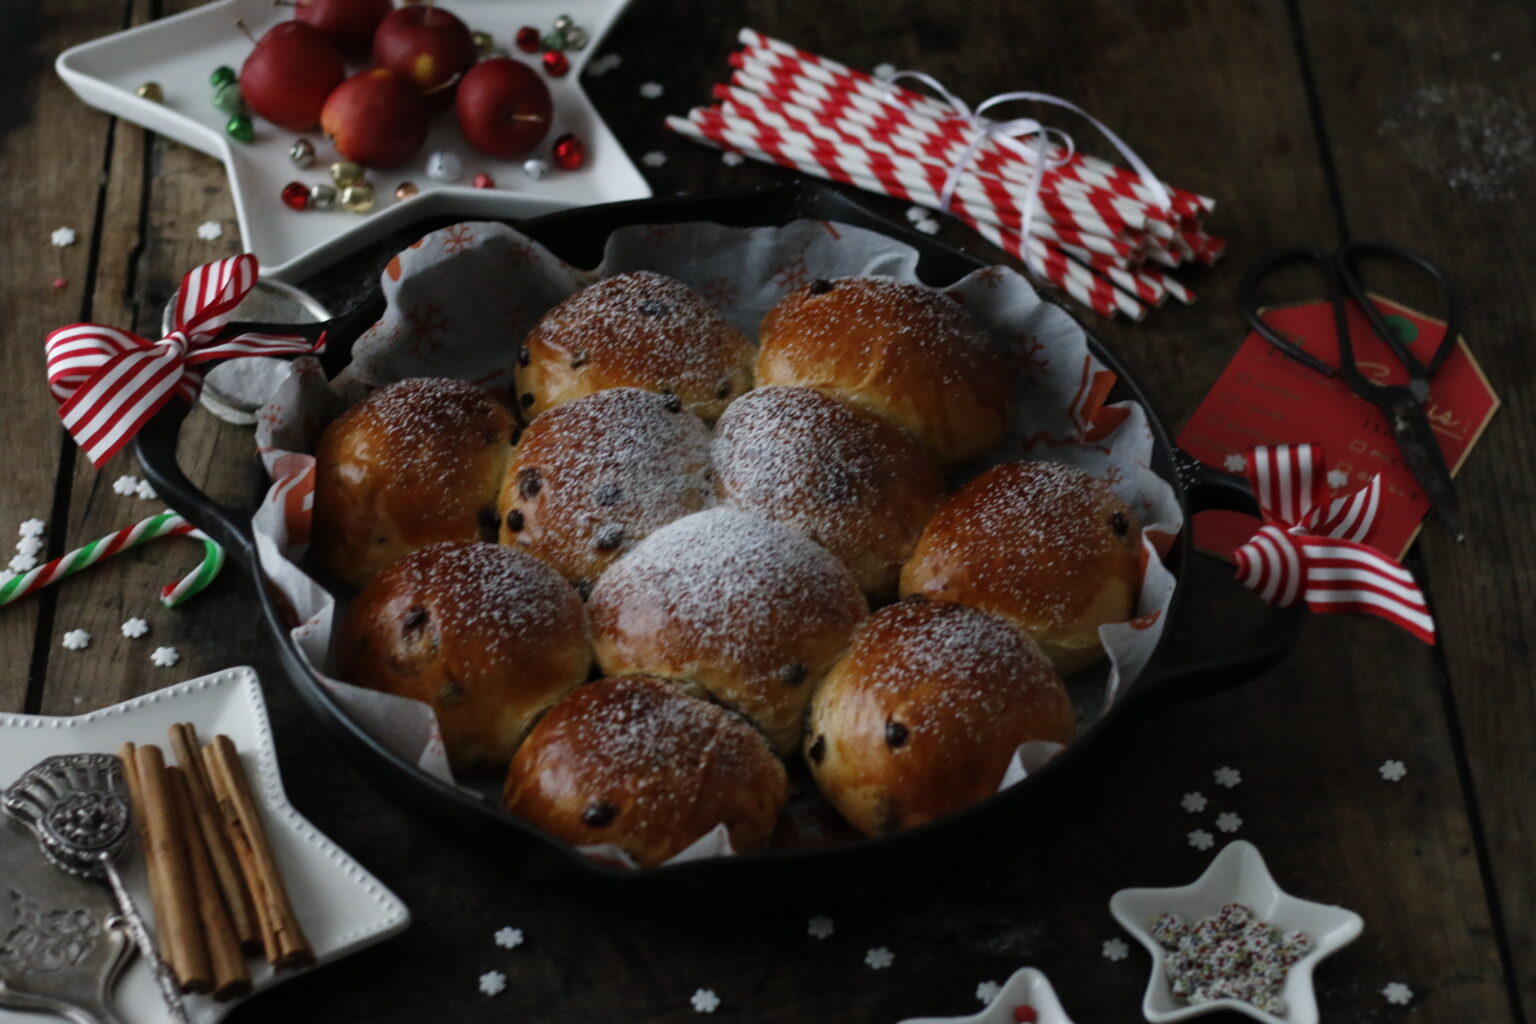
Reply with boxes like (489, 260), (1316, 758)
(0, 667), (410, 1024)
(56, 0), (649, 280)
(899, 967), (1076, 1024)
(1109, 840), (1363, 1024)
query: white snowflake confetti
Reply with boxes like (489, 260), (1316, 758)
(9, 553), (38, 573)
(807, 915), (834, 940)
(150, 646), (180, 667)
(478, 970), (507, 996)
(641, 151), (667, 168)
(112, 475), (140, 496)
(1180, 791), (1207, 813)
(914, 216), (941, 235)
(1379, 759), (1407, 782)
(16, 536), (43, 557)
(872, 62), (897, 81)
(1215, 812), (1243, 834)
(19, 519), (45, 538)
(1214, 766), (1242, 788)
(639, 81), (664, 99)
(197, 221), (223, 241)
(690, 988), (720, 1013)
(721, 151), (744, 167)
(1188, 829), (1215, 851)
(1382, 982), (1413, 1005)
(51, 227), (78, 247)
(494, 926), (524, 949)
(586, 53), (622, 76)
(975, 980), (1001, 1004)
(906, 205), (927, 223)
(62, 629), (92, 651)
(121, 617), (150, 639)
(135, 480), (158, 501)
(1102, 938), (1130, 962)
(1223, 453), (1247, 472)
(1327, 468), (1350, 489)
(865, 946), (894, 970)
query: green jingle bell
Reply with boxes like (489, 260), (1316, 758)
(210, 65), (237, 88)
(541, 31), (567, 52)
(212, 80), (245, 116)
(226, 114), (254, 143)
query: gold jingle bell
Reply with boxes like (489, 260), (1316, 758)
(472, 30), (493, 56)
(330, 161), (364, 187)
(136, 82), (164, 103)
(339, 182), (376, 213)
(395, 181), (419, 200)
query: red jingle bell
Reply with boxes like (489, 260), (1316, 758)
(552, 133), (585, 170)
(473, 172), (495, 189)
(1012, 1006), (1038, 1023)
(541, 49), (569, 77)
(281, 181), (310, 211)
(515, 26), (541, 53)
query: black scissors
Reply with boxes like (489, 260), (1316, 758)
(1239, 241), (1466, 542)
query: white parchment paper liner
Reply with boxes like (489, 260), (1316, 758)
(251, 219), (1184, 866)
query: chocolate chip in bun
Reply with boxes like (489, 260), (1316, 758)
(712, 385), (944, 600)
(516, 270), (755, 422)
(804, 598), (1074, 836)
(503, 675), (787, 867)
(900, 459), (1142, 674)
(312, 377), (517, 589)
(498, 387), (714, 592)
(587, 508), (868, 755)
(755, 276), (1016, 463)
(335, 542), (591, 773)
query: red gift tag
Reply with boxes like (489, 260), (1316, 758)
(1177, 295), (1499, 561)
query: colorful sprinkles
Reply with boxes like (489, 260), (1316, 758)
(1152, 903), (1311, 1015)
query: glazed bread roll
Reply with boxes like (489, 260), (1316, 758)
(805, 598), (1074, 836)
(516, 271), (755, 422)
(312, 377), (516, 589)
(503, 675), (787, 867)
(335, 542), (591, 772)
(755, 276), (1016, 463)
(712, 386), (944, 599)
(901, 460), (1142, 674)
(587, 508), (868, 754)
(498, 387), (714, 592)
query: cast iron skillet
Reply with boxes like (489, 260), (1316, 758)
(134, 183), (1303, 899)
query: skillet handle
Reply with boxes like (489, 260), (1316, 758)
(1118, 453), (1306, 720)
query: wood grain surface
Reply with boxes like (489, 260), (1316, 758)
(1, 1), (1529, 1022)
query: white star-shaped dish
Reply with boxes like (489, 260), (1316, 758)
(56, 0), (649, 279)
(1109, 840), (1363, 1024)
(898, 967), (1076, 1024)
(0, 667), (410, 1024)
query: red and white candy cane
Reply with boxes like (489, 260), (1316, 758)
(0, 513), (225, 609)
(1232, 444), (1433, 644)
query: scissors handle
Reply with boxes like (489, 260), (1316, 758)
(1238, 247), (1349, 377)
(1334, 241), (1462, 379)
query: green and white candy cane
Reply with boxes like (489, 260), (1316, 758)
(0, 513), (225, 608)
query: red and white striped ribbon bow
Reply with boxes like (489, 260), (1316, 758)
(1233, 444), (1435, 644)
(44, 254), (323, 466)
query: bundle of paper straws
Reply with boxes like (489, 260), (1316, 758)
(667, 29), (1225, 320)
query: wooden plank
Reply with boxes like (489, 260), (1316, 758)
(0, 0), (135, 713)
(1296, 0), (1536, 1018)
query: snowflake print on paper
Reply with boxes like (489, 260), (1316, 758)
(773, 255), (812, 291)
(1102, 938), (1129, 962)
(494, 926), (524, 949)
(807, 915), (834, 940)
(972, 265), (1008, 288)
(479, 970), (506, 996)
(1215, 812), (1243, 834)
(690, 989), (720, 1013)
(1188, 829), (1215, 851)
(1223, 453), (1247, 473)
(1101, 465), (1124, 488)
(1214, 766), (1242, 788)
(1382, 982), (1413, 1005)
(1180, 792), (1207, 813)
(1379, 759), (1407, 782)
(698, 277), (739, 309)
(403, 301), (451, 358)
(440, 224), (477, 256)
(640, 224), (679, 246)
(503, 241), (540, 270)
(1018, 335), (1050, 379)
(865, 947), (894, 970)
(976, 980), (1001, 1004)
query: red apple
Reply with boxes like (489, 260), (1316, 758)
(320, 68), (429, 168)
(455, 58), (553, 159)
(239, 21), (346, 132)
(294, 0), (394, 54)
(371, 4), (477, 105)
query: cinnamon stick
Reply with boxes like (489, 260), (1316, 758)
(168, 722), (261, 952)
(133, 744), (213, 993)
(202, 734), (314, 970)
(169, 767), (253, 1001)
(118, 743), (173, 952)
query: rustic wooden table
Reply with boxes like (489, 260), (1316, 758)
(4, 1), (1532, 1021)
